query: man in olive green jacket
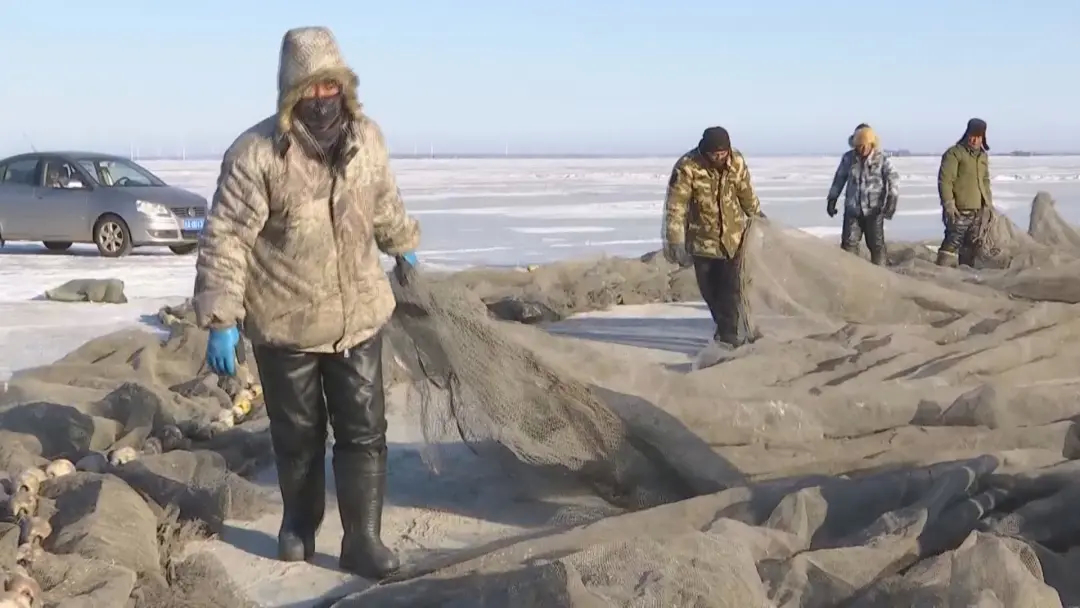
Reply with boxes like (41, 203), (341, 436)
(662, 126), (764, 347)
(936, 118), (992, 266)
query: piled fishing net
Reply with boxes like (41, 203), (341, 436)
(337, 192), (1080, 606)
(0, 319), (272, 606)
(386, 267), (692, 509)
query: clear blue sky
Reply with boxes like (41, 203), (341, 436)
(2, 0), (1077, 157)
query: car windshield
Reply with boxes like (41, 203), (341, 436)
(75, 158), (166, 187)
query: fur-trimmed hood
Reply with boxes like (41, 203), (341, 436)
(851, 126), (880, 150)
(276, 27), (363, 137)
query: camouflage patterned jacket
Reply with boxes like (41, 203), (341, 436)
(662, 148), (761, 259)
(193, 27), (420, 353)
(827, 149), (899, 217)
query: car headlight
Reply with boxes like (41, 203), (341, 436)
(136, 200), (171, 217)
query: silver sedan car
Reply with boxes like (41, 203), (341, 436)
(0, 151), (209, 257)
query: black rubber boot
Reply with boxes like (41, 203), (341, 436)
(840, 212), (865, 257)
(869, 246), (887, 266)
(277, 458), (325, 562)
(865, 213), (887, 266)
(319, 333), (399, 580)
(335, 450), (399, 579)
(253, 346), (328, 563)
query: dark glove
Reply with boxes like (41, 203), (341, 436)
(663, 242), (692, 267)
(826, 199), (838, 218)
(394, 251), (418, 285)
(883, 195), (898, 220)
(206, 326), (240, 376)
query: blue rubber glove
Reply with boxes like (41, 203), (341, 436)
(206, 326), (240, 376)
(394, 252), (418, 285)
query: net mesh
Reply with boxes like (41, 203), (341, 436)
(386, 268), (690, 509)
(0, 321), (271, 606)
(342, 193), (1080, 606)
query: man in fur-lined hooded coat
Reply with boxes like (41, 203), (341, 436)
(193, 26), (420, 580)
(826, 125), (900, 265)
(936, 118), (993, 267)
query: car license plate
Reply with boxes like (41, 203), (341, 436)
(183, 218), (205, 231)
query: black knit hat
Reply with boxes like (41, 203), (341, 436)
(699, 126), (731, 154)
(961, 118), (989, 151)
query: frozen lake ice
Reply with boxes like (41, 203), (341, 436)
(1, 154), (1078, 379)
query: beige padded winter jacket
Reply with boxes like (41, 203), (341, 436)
(193, 27), (420, 353)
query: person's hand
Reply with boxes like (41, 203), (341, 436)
(883, 196), (898, 220)
(826, 199), (838, 218)
(394, 252), (418, 285)
(942, 200), (958, 223)
(663, 242), (692, 267)
(207, 326), (240, 376)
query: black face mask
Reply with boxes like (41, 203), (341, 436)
(294, 94), (346, 147)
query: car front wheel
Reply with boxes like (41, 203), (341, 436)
(169, 244), (197, 255)
(93, 215), (133, 258)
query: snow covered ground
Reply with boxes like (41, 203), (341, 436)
(1, 154), (1078, 380)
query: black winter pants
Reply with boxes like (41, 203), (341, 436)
(939, 209), (979, 267)
(693, 256), (753, 347)
(253, 331), (388, 535)
(841, 211), (887, 265)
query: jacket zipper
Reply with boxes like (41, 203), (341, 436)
(327, 171), (348, 353)
(713, 169), (723, 242)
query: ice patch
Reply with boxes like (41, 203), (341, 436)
(896, 208), (946, 217)
(411, 200), (661, 220)
(549, 238), (660, 248)
(799, 226), (843, 238)
(510, 226), (615, 235)
(418, 246), (513, 256)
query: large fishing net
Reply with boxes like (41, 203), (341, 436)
(0, 319), (272, 606)
(7, 192), (1080, 606)
(339, 192), (1080, 607)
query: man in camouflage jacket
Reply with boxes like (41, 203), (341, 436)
(193, 27), (420, 580)
(936, 118), (993, 267)
(826, 125), (900, 265)
(662, 126), (763, 347)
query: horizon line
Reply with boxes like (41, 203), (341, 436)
(115, 150), (1080, 161)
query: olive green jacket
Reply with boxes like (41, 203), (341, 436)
(938, 143), (992, 211)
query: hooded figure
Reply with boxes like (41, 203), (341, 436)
(193, 26), (421, 580)
(663, 126), (763, 347)
(847, 123), (871, 148)
(936, 118), (993, 267)
(826, 126), (899, 265)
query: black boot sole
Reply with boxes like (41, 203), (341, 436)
(340, 547), (400, 580)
